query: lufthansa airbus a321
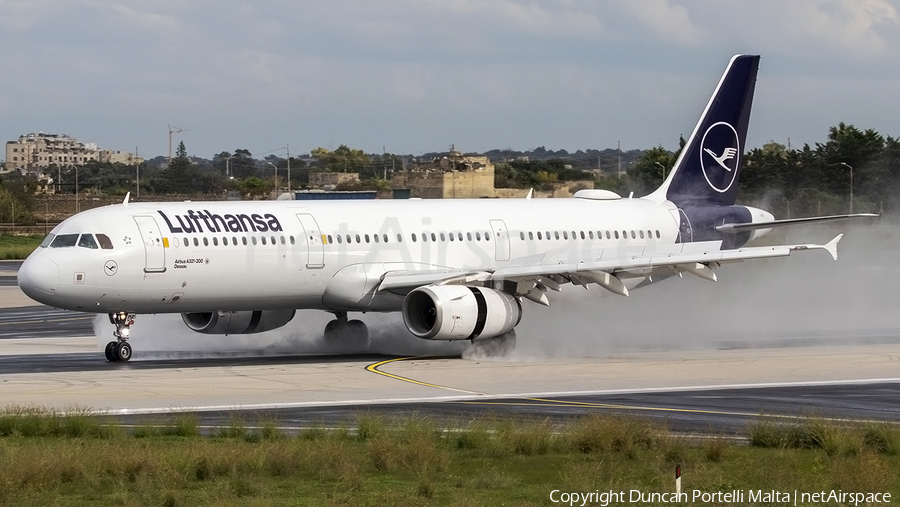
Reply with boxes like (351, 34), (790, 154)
(17, 55), (874, 361)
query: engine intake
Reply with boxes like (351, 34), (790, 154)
(402, 285), (521, 340)
(182, 310), (296, 335)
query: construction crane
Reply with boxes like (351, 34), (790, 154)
(167, 125), (188, 164)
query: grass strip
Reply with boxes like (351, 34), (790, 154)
(0, 407), (897, 506)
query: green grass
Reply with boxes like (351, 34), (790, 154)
(0, 234), (43, 260)
(0, 408), (897, 506)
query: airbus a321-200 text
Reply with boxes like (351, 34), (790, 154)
(18, 55), (875, 361)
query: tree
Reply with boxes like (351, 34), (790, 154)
(159, 141), (200, 194)
(627, 146), (673, 196)
(310, 145), (370, 173)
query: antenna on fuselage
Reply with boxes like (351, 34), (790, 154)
(123, 192), (131, 207)
(525, 188), (533, 201)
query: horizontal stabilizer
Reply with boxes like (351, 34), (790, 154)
(716, 213), (878, 233)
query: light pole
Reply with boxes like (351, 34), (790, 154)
(66, 164), (79, 213)
(655, 162), (666, 183)
(840, 162), (853, 214)
(267, 161), (278, 195)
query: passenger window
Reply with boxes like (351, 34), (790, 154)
(194, 237), (199, 247)
(457, 232), (463, 241)
(242, 237), (248, 245)
(528, 232), (534, 240)
(233, 237), (238, 245)
(639, 230), (644, 239)
(475, 232), (481, 241)
(337, 235), (342, 244)
(365, 234), (370, 243)
(355, 234), (361, 243)
(384, 234), (389, 243)
(374, 234), (379, 243)
(39, 234), (56, 248)
(78, 234), (98, 249)
(431, 233), (436, 242)
(271, 236), (276, 245)
(397, 234), (402, 242)
(614, 231), (619, 239)
(537, 232), (542, 240)
(580, 231), (585, 240)
(346, 235), (351, 244)
(467, 232), (472, 241)
(251, 237), (257, 245)
(588, 231), (594, 240)
(485, 232), (490, 242)
(412, 233), (417, 242)
(554, 232), (560, 240)
(605, 231), (611, 239)
(449, 233), (455, 242)
(212, 237), (219, 246)
(203, 237), (209, 246)
(96, 234), (114, 249)
(260, 236), (266, 245)
(572, 231), (577, 240)
(289, 236), (295, 245)
(656, 230), (661, 239)
(50, 234), (79, 248)
(630, 230), (635, 239)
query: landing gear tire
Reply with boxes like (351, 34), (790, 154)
(115, 342), (133, 362)
(104, 341), (118, 362)
(323, 314), (370, 351)
(464, 330), (517, 359)
(108, 312), (136, 362)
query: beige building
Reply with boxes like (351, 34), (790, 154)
(391, 149), (497, 199)
(308, 172), (360, 188)
(5, 132), (142, 173)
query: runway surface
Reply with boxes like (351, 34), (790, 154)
(0, 264), (897, 435)
(1, 337), (898, 435)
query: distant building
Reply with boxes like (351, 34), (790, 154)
(4, 132), (142, 173)
(391, 147), (497, 198)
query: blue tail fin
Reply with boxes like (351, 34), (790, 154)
(647, 54), (760, 207)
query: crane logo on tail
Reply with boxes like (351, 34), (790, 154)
(700, 121), (740, 193)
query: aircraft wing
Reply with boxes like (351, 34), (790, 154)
(377, 235), (843, 303)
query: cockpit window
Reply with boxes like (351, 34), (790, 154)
(78, 234), (98, 249)
(96, 234), (114, 250)
(49, 234), (79, 248)
(39, 234), (56, 248)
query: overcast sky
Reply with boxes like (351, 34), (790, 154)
(2, 0), (899, 159)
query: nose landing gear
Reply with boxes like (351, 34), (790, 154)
(105, 312), (135, 362)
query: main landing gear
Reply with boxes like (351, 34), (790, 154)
(323, 311), (369, 349)
(105, 312), (135, 362)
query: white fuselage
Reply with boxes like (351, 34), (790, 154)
(19, 196), (681, 314)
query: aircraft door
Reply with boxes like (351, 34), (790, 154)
(295, 213), (325, 268)
(133, 216), (166, 273)
(489, 219), (510, 262)
(676, 209), (693, 243)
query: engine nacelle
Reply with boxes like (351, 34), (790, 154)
(402, 285), (521, 340)
(182, 310), (296, 335)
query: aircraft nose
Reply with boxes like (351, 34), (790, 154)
(18, 255), (59, 303)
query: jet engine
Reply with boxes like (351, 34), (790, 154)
(402, 285), (521, 340)
(182, 310), (296, 335)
